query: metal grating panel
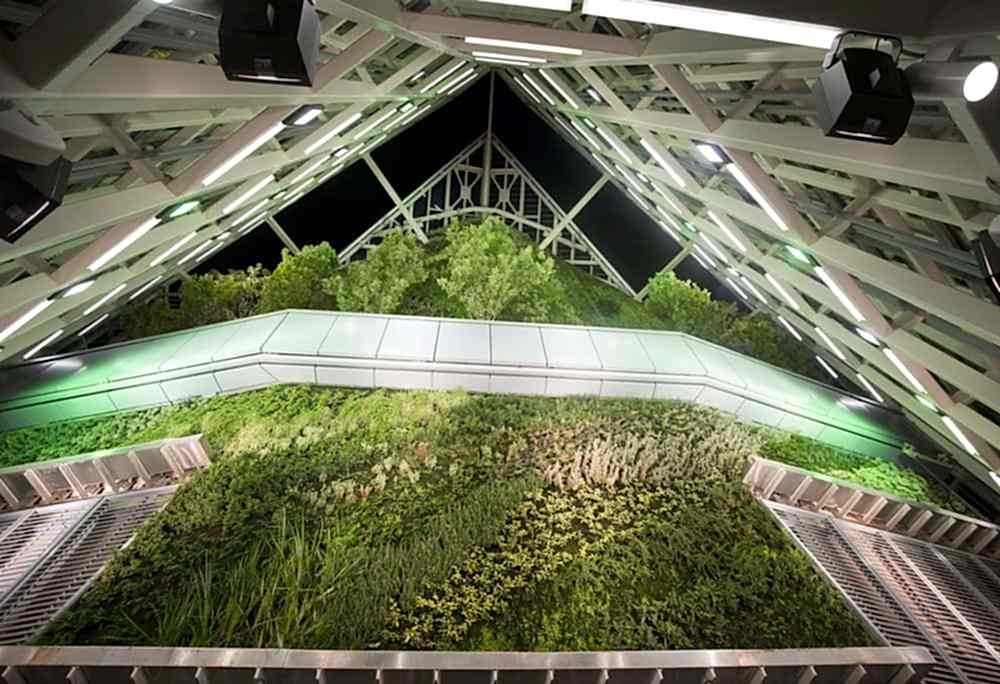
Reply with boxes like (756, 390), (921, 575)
(0, 488), (175, 645)
(768, 501), (1000, 684)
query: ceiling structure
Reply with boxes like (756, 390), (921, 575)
(0, 0), (998, 494)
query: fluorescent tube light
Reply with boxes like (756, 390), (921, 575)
(814, 266), (866, 322)
(700, 233), (729, 263)
(708, 211), (746, 253)
(420, 62), (465, 94)
(765, 272), (798, 310)
(196, 243), (224, 264)
(83, 284), (126, 316)
(88, 216), (161, 272)
(627, 188), (648, 208)
(522, 73), (557, 105)
(915, 394), (937, 412)
(556, 117), (580, 141)
(586, 88), (601, 102)
(696, 143), (725, 164)
(409, 70), (425, 83)
(595, 126), (628, 159)
(473, 51), (546, 64)
(725, 163), (789, 232)
(238, 213), (268, 234)
(657, 220), (679, 242)
(233, 200), (269, 227)
(856, 328), (880, 345)
(856, 373), (884, 403)
(590, 152), (615, 177)
(816, 356), (839, 380)
(168, 201), (200, 219)
(618, 165), (643, 192)
(23, 329), (63, 360)
(473, 0), (572, 9)
(150, 231), (198, 266)
(464, 37), (583, 56)
(304, 112), (363, 155)
(514, 76), (543, 104)
(538, 69), (578, 108)
(726, 278), (748, 300)
(77, 314), (109, 337)
(778, 316), (802, 341)
(883, 347), (927, 394)
(580, 0), (841, 49)
(178, 241), (214, 265)
(786, 245), (811, 264)
(814, 327), (847, 362)
(222, 174), (275, 215)
(287, 155), (331, 186)
(658, 190), (684, 216)
(639, 139), (686, 188)
(692, 253), (708, 269)
(572, 120), (602, 149)
(942, 415), (979, 456)
(443, 70), (479, 95)
(202, 122), (284, 186)
(353, 108), (397, 140)
(292, 107), (323, 126)
(693, 244), (717, 269)
(740, 276), (767, 303)
(391, 106), (427, 132)
(61, 280), (96, 298)
(129, 276), (163, 301)
(0, 299), (55, 344)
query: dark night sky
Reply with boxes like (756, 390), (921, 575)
(198, 73), (732, 301)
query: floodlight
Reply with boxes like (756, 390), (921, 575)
(904, 60), (999, 103)
(219, 0), (321, 87)
(813, 33), (914, 144)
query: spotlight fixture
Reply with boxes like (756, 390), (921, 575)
(904, 59), (999, 104)
(219, 0), (321, 87)
(813, 32), (914, 145)
(972, 224), (1000, 304)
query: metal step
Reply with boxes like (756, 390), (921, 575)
(0, 435), (209, 513)
(745, 457), (1000, 558)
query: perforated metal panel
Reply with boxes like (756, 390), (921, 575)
(767, 502), (1000, 684)
(0, 487), (174, 645)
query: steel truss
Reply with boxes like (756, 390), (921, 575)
(0, 1), (997, 498)
(343, 132), (634, 295)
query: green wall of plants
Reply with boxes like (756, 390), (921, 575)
(2, 385), (958, 650)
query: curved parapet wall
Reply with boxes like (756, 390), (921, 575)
(0, 312), (924, 459)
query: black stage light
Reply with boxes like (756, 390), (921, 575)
(0, 104), (70, 242)
(813, 33), (914, 145)
(974, 219), (1000, 304)
(220, 0), (321, 87)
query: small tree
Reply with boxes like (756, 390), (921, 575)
(437, 218), (559, 321)
(329, 233), (428, 314)
(257, 242), (339, 313)
(644, 270), (735, 342)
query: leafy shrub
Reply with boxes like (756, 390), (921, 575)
(257, 242), (339, 313)
(330, 233), (427, 314)
(437, 218), (561, 321)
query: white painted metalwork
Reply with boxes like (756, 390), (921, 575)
(0, 644), (935, 684)
(767, 501), (1000, 684)
(0, 487), (174, 645)
(0, 435), (209, 513)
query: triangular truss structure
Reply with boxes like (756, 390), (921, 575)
(342, 133), (635, 296)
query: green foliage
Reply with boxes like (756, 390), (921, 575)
(436, 218), (561, 321)
(18, 387), (941, 650)
(257, 242), (339, 313)
(760, 432), (970, 513)
(122, 267), (268, 339)
(330, 233), (427, 314)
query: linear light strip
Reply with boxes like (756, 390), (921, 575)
(514, 76), (543, 104)
(522, 73), (557, 105)
(196, 242), (225, 264)
(856, 373), (884, 403)
(202, 122), (285, 186)
(353, 108), (397, 140)
(814, 266), (866, 322)
(595, 126), (629, 160)
(238, 213), (269, 234)
(223, 174), (275, 216)
(883, 347), (928, 394)
(538, 69), (578, 109)
(640, 139), (686, 188)
(464, 36), (583, 56)
(304, 112), (363, 155)
(83, 284), (126, 316)
(128, 276), (163, 302)
(693, 244), (717, 269)
(707, 211), (746, 253)
(580, 0), (841, 49)
(150, 231), (199, 266)
(287, 155), (331, 186)
(233, 200), (270, 227)
(0, 299), (55, 344)
(23, 329), (63, 360)
(726, 163), (789, 232)
(778, 316), (802, 341)
(814, 327), (847, 362)
(816, 356), (839, 380)
(726, 278), (748, 300)
(740, 276), (767, 303)
(443, 70), (480, 95)
(942, 415), (979, 456)
(419, 62), (465, 94)
(77, 314), (109, 337)
(473, 50), (546, 63)
(764, 273), (799, 310)
(88, 216), (161, 272)
(472, 0), (572, 9)
(178, 240), (214, 265)
(699, 233), (729, 263)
